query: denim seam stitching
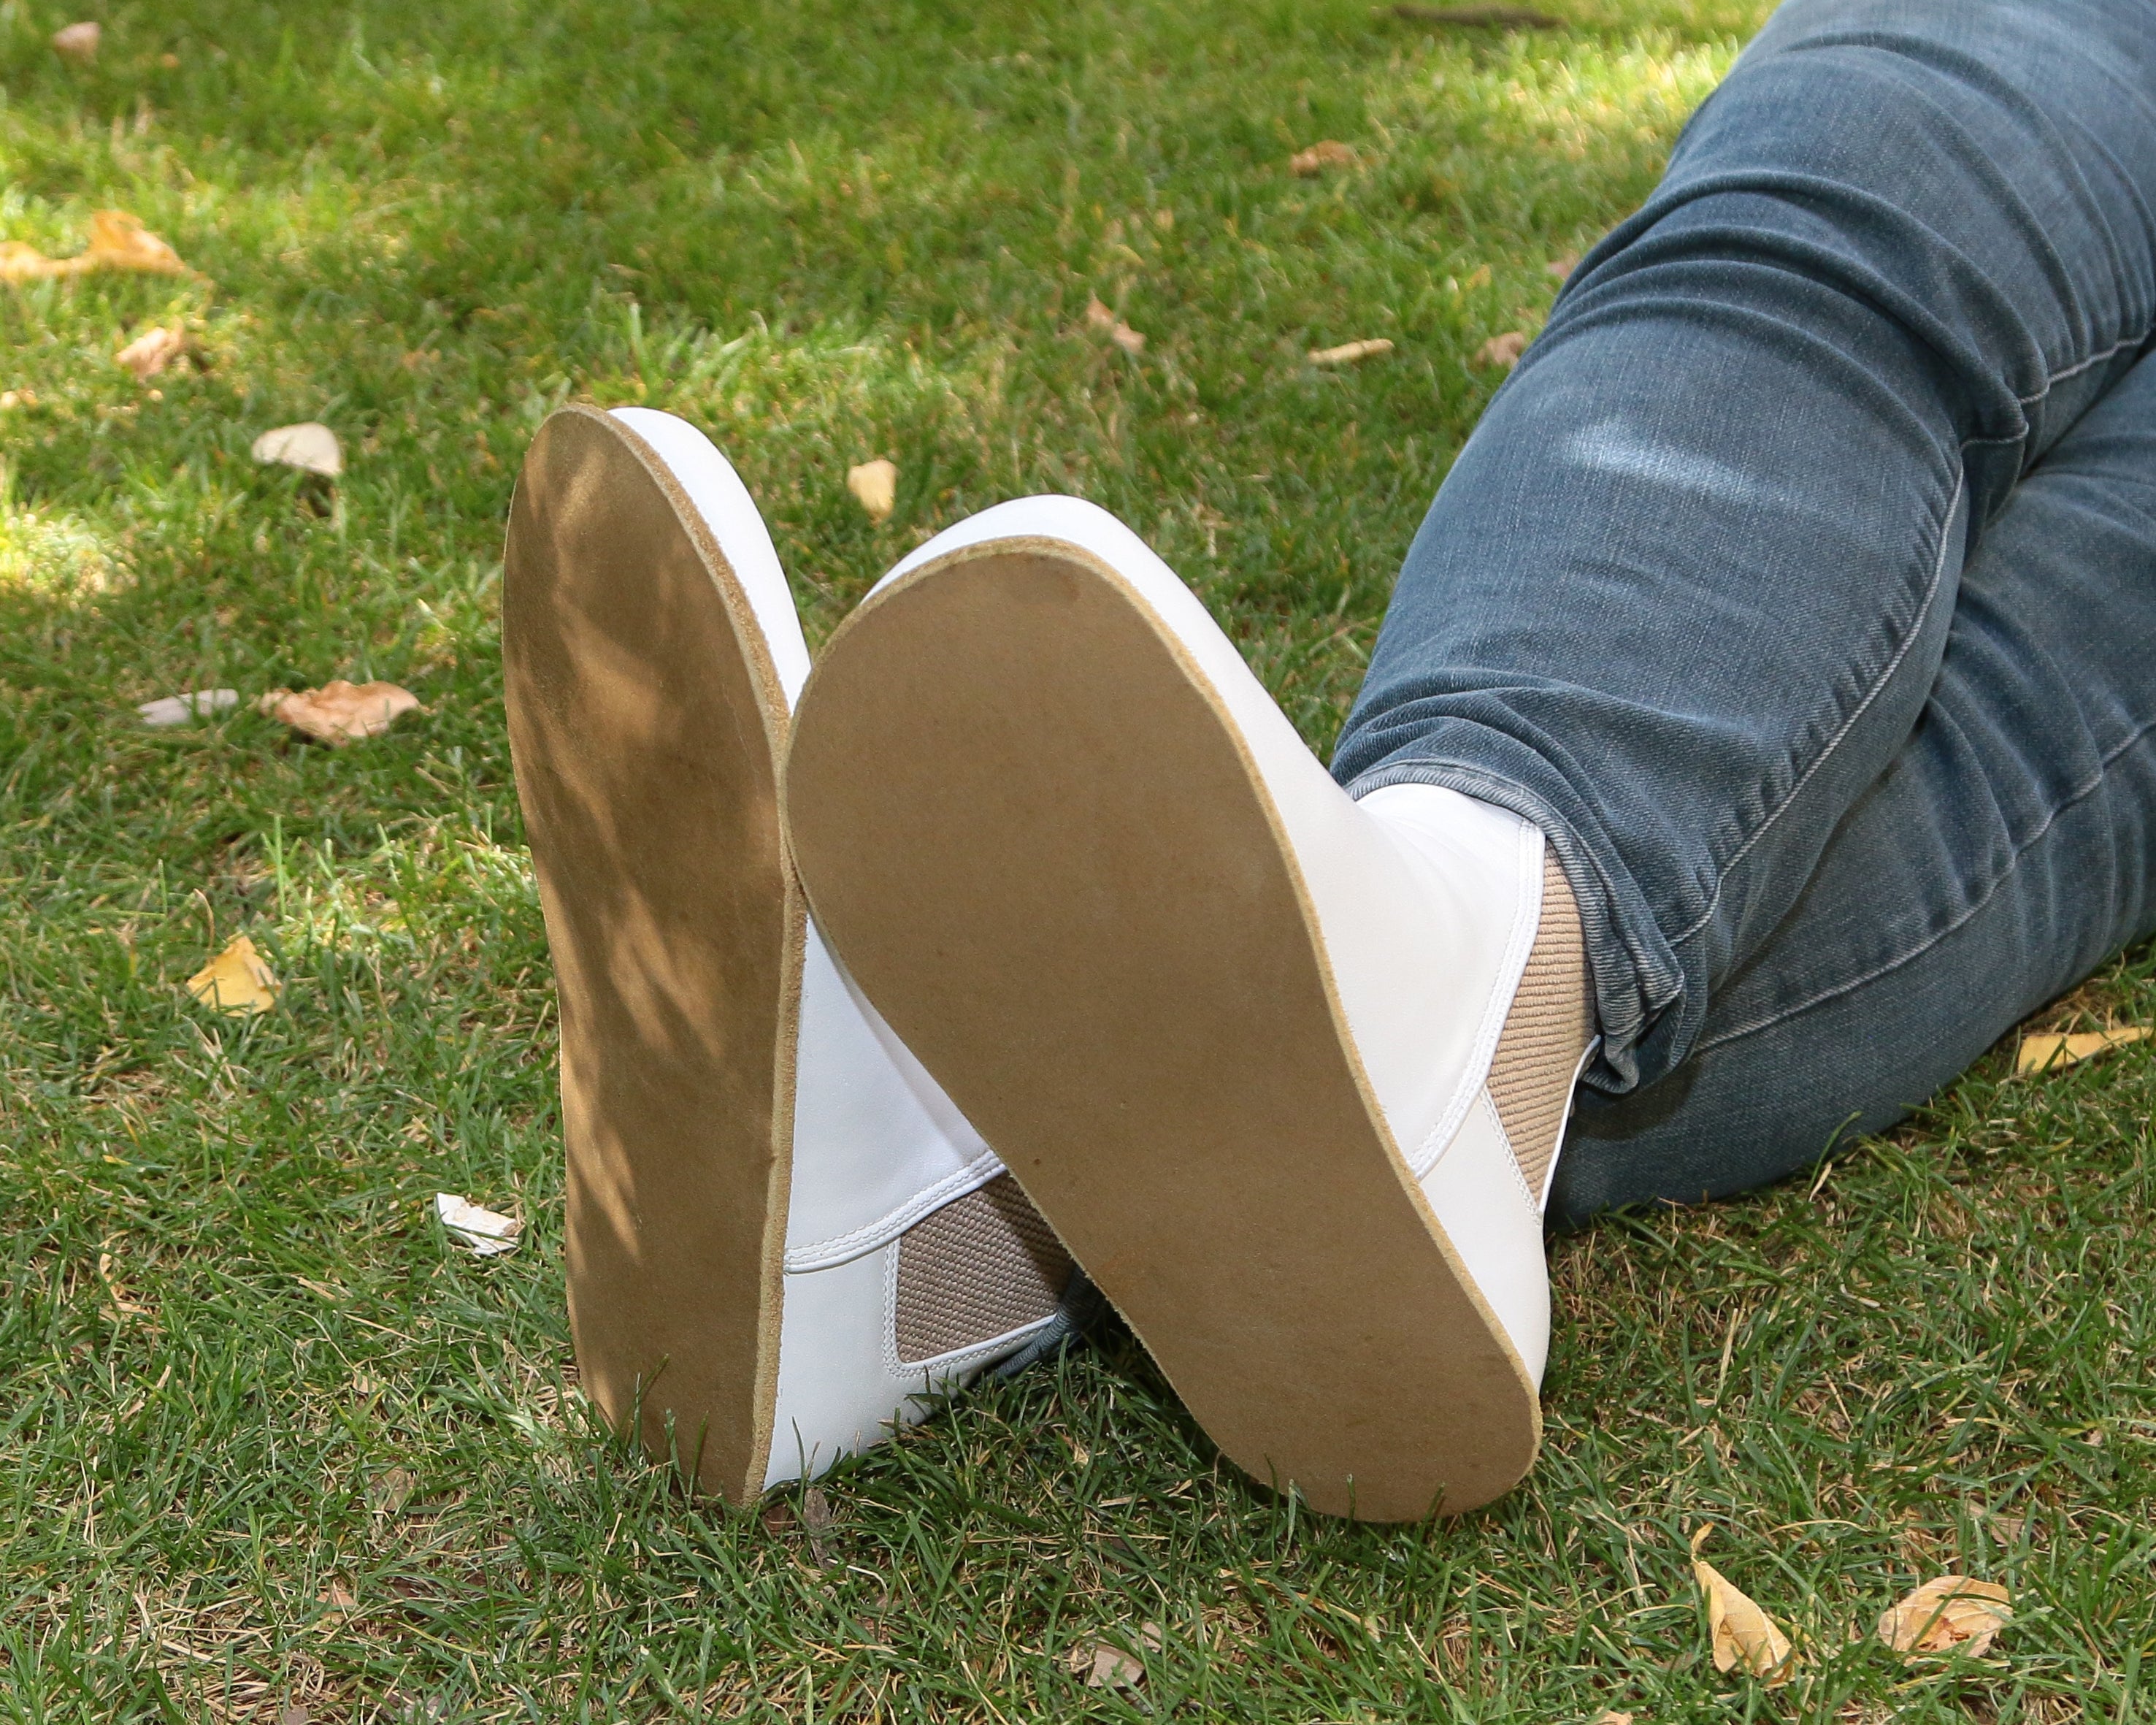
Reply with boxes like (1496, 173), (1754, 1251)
(1668, 470), (1965, 951)
(2018, 329), (2152, 403)
(1692, 707), (2156, 1055)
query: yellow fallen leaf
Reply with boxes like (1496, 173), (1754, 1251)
(1309, 337), (1395, 367)
(1476, 330), (1530, 370)
(0, 210), (188, 283)
(1590, 1713), (1635, 1725)
(258, 680), (421, 746)
(252, 421), (343, 478)
(1877, 1576), (2011, 1658)
(845, 458), (897, 524)
(1692, 1528), (1796, 1686)
(1290, 139), (1358, 175)
(52, 21), (100, 60)
(116, 324), (185, 380)
(2016, 1025), (2149, 1074)
(85, 210), (187, 273)
(186, 934), (278, 1017)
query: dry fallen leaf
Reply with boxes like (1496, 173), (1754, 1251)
(0, 210), (187, 283)
(52, 21), (101, 60)
(116, 324), (185, 380)
(318, 1580), (358, 1621)
(1309, 337), (1395, 367)
(1476, 330), (1530, 370)
(845, 458), (897, 523)
(369, 1466), (418, 1517)
(1692, 1527), (1797, 1686)
(1877, 1576), (2011, 1658)
(279, 1705), (313, 1725)
(2016, 1025), (2149, 1074)
(137, 687), (238, 727)
(258, 679), (421, 746)
(1589, 1713), (1635, 1725)
(1549, 253), (1580, 280)
(185, 933), (278, 1017)
(1073, 1622), (1161, 1688)
(252, 420), (344, 478)
(434, 1193), (522, 1257)
(1290, 139), (1358, 175)
(1083, 296), (1147, 354)
(1985, 1511), (2027, 1545)
(802, 1485), (837, 1567)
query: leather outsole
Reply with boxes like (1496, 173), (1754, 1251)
(503, 405), (799, 1504)
(783, 539), (1539, 1520)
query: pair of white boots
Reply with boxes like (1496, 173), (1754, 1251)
(502, 405), (1596, 1521)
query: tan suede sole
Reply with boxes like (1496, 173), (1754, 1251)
(503, 405), (799, 1504)
(784, 543), (1539, 1520)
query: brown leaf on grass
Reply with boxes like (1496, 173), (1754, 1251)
(1692, 1527), (1797, 1686)
(258, 679), (420, 746)
(1290, 139), (1358, 175)
(1476, 330), (1530, 370)
(1073, 1621), (1162, 1688)
(116, 324), (185, 380)
(1589, 1713), (1635, 1725)
(799, 1485), (840, 1566)
(1, 210), (188, 283)
(1877, 1576), (2011, 1658)
(318, 1579), (358, 1621)
(2016, 1025), (2149, 1074)
(369, 1466), (418, 1518)
(1309, 337), (1395, 367)
(52, 21), (101, 60)
(1548, 253), (1580, 280)
(185, 933), (278, 1017)
(252, 421), (344, 478)
(278, 1705), (313, 1725)
(845, 458), (897, 523)
(1083, 297), (1146, 354)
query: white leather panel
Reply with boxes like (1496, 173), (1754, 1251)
(761, 1243), (1059, 1489)
(1419, 1090), (1550, 1382)
(784, 925), (1004, 1257)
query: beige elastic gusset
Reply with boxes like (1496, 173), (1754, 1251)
(894, 1174), (1073, 1363)
(1485, 852), (1595, 1204)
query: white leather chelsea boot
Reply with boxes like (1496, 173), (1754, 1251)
(784, 497), (1596, 1520)
(503, 408), (1083, 1502)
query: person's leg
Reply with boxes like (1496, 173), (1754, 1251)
(1332, 0), (2156, 1104)
(1550, 342), (2156, 1220)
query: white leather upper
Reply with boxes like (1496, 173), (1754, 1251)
(880, 497), (1560, 1382)
(608, 411), (1054, 1491)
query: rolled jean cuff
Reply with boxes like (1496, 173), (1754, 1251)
(1340, 736), (1689, 1095)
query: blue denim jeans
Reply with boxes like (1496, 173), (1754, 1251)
(1332, 0), (2156, 1224)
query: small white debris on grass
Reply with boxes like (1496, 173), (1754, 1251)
(51, 21), (101, 60)
(252, 421), (344, 478)
(435, 1193), (522, 1256)
(139, 688), (239, 727)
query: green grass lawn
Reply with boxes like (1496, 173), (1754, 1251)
(2, 0), (2152, 1717)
